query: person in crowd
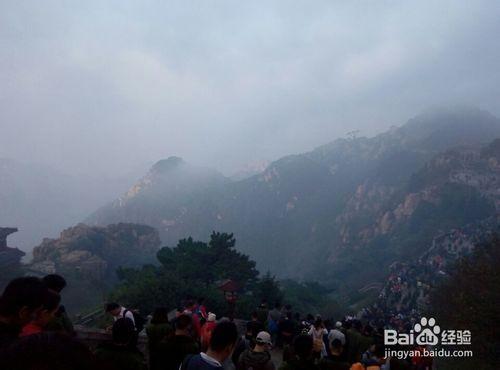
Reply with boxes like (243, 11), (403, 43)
(0, 331), (95, 370)
(319, 338), (350, 370)
(201, 312), (217, 351)
(328, 321), (346, 360)
(161, 313), (199, 370)
(247, 311), (265, 340)
(299, 314), (314, 334)
(237, 331), (275, 370)
(94, 318), (146, 370)
(0, 276), (48, 349)
(20, 289), (61, 337)
(356, 343), (388, 370)
(281, 304), (293, 319)
(146, 307), (173, 370)
(359, 324), (376, 358)
(328, 322), (345, 346)
(196, 297), (208, 321)
(256, 300), (269, 325)
(308, 318), (328, 358)
(105, 302), (136, 329)
(279, 334), (318, 370)
(42, 274), (74, 335)
(344, 320), (362, 363)
(181, 321), (238, 370)
(279, 312), (296, 349)
(268, 302), (282, 346)
(184, 300), (202, 339)
(232, 313), (260, 366)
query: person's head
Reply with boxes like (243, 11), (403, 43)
(371, 343), (386, 363)
(105, 303), (121, 317)
(329, 338), (343, 355)
(208, 321), (238, 361)
(364, 324), (373, 336)
(151, 307), (169, 324)
(0, 332), (95, 370)
(343, 320), (352, 330)
(251, 311), (258, 320)
(42, 274), (67, 293)
(0, 277), (48, 325)
(185, 300), (195, 310)
(112, 318), (136, 346)
(314, 318), (323, 329)
(293, 334), (314, 359)
(255, 331), (272, 351)
(35, 290), (61, 327)
(335, 321), (343, 329)
(324, 319), (332, 330)
(175, 314), (192, 333)
(207, 312), (216, 322)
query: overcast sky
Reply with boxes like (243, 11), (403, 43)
(1, 1), (499, 176)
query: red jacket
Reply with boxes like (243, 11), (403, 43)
(20, 323), (43, 337)
(200, 321), (216, 350)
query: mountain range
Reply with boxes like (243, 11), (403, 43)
(87, 107), (500, 289)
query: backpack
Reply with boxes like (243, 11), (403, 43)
(123, 309), (146, 332)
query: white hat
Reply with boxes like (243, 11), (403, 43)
(256, 331), (272, 345)
(207, 312), (216, 322)
(335, 321), (342, 328)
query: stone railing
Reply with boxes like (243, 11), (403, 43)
(74, 325), (148, 354)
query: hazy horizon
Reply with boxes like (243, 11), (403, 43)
(2, 1), (500, 178)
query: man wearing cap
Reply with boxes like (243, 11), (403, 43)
(237, 331), (275, 370)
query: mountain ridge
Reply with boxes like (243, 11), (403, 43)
(87, 108), (500, 286)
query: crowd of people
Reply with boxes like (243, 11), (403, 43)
(0, 275), (435, 370)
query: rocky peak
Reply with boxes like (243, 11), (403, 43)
(0, 227), (25, 273)
(0, 227), (18, 249)
(151, 156), (186, 174)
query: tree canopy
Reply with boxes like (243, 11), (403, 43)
(429, 235), (500, 370)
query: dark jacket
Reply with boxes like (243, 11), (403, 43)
(182, 354), (222, 370)
(45, 305), (75, 335)
(160, 334), (200, 370)
(237, 348), (275, 370)
(279, 357), (319, 370)
(0, 321), (20, 351)
(319, 355), (350, 370)
(147, 322), (173, 370)
(94, 342), (147, 370)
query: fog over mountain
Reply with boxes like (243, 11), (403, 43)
(1, 1), (500, 178)
(87, 108), (500, 284)
(1, 1), (500, 254)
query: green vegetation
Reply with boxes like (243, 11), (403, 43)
(429, 236), (500, 370)
(110, 232), (338, 318)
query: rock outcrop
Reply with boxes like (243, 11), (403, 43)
(0, 227), (25, 287)
(31, 223), (161, 280)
